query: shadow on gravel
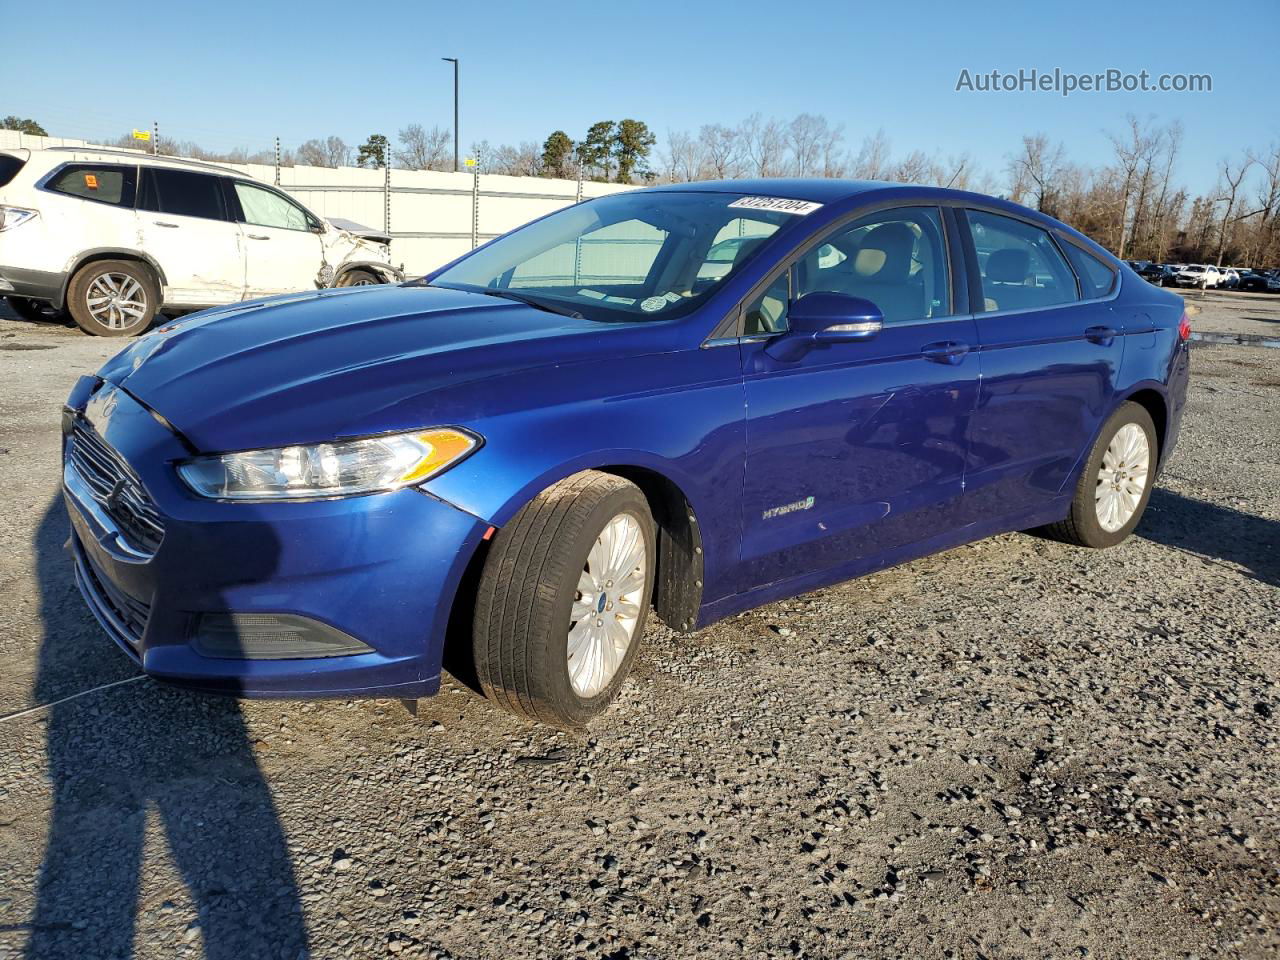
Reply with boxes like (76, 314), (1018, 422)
(23, 498), (309, 959)
(1141, 488), (1280, 588)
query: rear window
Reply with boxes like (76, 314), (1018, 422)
(47, 163), (137, 206)
(0, 153), (26, 188)
(1063, 242), (1118, 298)
(138, 167), (227, 220)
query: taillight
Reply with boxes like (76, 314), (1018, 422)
(0, 205), (39, 232)
(1178, 312), (1191, 341)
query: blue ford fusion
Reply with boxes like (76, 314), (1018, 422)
(63, 179), (1191, 727)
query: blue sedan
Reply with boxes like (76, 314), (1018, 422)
(63, 179), (1191, 727)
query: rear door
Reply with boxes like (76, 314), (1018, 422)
(136, 167), (244, 305)
(736, 205), (979, 592)
(958, 208), (1124, 525)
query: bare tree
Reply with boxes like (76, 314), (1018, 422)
(739, 114), (786, 177)
(698, 124), (742, 179)
(658, 129), (701, 183)
(1008, 134), (1068, 217)
(395, 124), (452, 171)
(298, 136), (350, 168)
(1214, 151), (1256, 265)
(850, 129), (891, 180)
(787, 114), (842, 177)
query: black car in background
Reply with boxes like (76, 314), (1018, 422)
(1238, 270), (1280, 293)
(1126, 260), (1177, 286)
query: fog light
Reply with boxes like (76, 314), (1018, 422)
(192, 613), (373, 660)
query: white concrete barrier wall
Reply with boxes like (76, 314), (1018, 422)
(0, 131), (637, 275)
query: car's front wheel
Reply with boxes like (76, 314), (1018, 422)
(66, 260), (159, 337)
(336, 268), (381, 287)
(1042, 401), (1157, 548)
(472, 471), (656, 727)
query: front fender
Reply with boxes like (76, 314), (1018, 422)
(420, 346), (747, 604)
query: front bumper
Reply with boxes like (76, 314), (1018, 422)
(63, 379), (488, 699)
(0, 265), (65, 305)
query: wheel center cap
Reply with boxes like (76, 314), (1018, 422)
(596, 593), (607, 614)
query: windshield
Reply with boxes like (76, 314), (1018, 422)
(429, 191), (808, 322)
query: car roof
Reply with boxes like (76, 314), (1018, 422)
(33, 146), (246, 177)
(645, 178), (906, 203)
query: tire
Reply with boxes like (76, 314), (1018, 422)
(473, 471), (656, 728)
(5, 296), (67, 324)
(1040, 401), (1158, 548)
(335, 268), (381, 287)
(66, 260), (159, 337)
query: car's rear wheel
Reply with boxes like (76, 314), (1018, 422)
(4, 296), (67, 324)
(336, 268), (380, 287)
(472, 471), (655, 728)
(1041, 401), (1157, 548)
(67, 260), (159, 337)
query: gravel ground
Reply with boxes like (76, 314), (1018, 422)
(0, 308), (1277, 960)
(1180, 288), (1280, 340)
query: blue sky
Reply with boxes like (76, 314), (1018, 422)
(4, 0), (1275, 196)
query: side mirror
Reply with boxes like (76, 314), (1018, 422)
(764, 292), (883, 362)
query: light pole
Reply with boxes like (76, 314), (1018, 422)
(442, 57), (459, 173)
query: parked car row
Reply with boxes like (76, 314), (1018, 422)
(0, 148), (403, 336)
(1124, 259), (1280, 292)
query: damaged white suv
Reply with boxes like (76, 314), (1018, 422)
(0, 147), (402, 336)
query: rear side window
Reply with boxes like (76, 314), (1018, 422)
(1062, 241), (1118, 298)
(967, 209), (1079, 312)
(0, 154), (27, 188)
(138, 168), (227, 220)
(47, 164), (137, 207)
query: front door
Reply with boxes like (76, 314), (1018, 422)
(136, 167), (244, 305)
(958, 208), (1125, 524)
(230, 180), (325, 298)
(738, 205), (979, 593)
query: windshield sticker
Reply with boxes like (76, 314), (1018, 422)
(604, 295), (637, 305)
(728, 196), (822, 216)
(640, 296), (668, 313)
(577, 289), (607, 300)
(663, 291), (682, 303)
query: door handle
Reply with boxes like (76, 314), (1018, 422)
(921, 340), (971, 365)
(152, 221), (179, 228)
(1084, 325), (1118, 344)
(246, 234), (271, 240)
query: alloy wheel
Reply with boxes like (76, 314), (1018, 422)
(86, 273), (148, 331)
(567, 513), (647, 698)
(1095, 422), (1150, 532)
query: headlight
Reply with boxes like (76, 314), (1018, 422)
(176, 428), (479, 501)
(0, 205), (39, 232)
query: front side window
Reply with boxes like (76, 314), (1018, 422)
(138, 168), (226, 221)
(795, 206), (950, 325)
(47, 164), (136, 206)
(234, 182), (314, 231)
(430, 191), (807, 322)
(967, 210), (1078, 311)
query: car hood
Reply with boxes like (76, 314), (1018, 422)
(98, 285), (667, 452)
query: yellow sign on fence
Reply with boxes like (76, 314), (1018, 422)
(131, 129), (151, 142)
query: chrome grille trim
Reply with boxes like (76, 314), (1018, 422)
(73, 542), (150, 649)
(68, 420), (165, 555)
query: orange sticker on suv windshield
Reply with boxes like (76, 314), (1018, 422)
(84, 174), (99, 190)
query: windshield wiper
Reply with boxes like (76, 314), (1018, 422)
(473, 288), (586, 320)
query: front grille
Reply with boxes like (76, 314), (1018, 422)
(68, 419), (165, 554)
(76, 546), (151, 647)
